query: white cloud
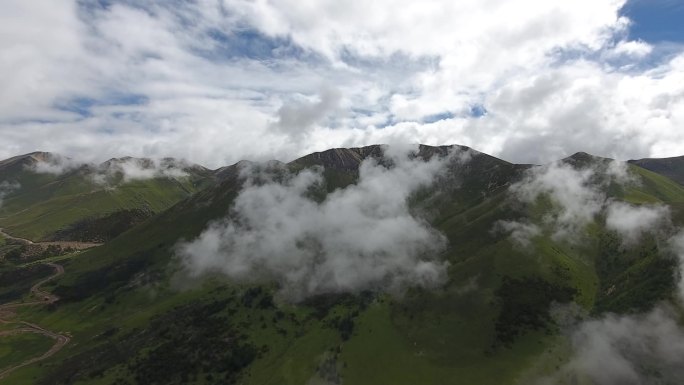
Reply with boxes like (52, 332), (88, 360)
(605, 202), (670, 242)
(0, 0), (682, 166)
(0, 180), (20, 208)
(510, 162), (605, 241)
(273, 87), (342, 139)
(543, 227), (684, 384)
(97, 157), (190, 183)
(30, 154), (190, 185)
(505, 159), (671, 244)
(177, 145), (454, 300)
(605, 159), (638, 185)
(227, 0), (625, 61)
(0, 0), (89, 123)
(608, 40), (654, 58)
(540, 306), (684, 385)
(30, 154), (83, 175)
(502, 159), (681, 384)
(483, 58), (684, 163)
(532, 214), (684, 385)
(493, 220), (541, 248)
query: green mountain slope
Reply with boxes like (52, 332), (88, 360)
(0, 153), (216, 242)
(629, 155), (684, 185)
(2, 145), (684, 385)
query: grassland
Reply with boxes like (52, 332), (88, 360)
(0, 334), (55, 370)
(0, 165), (213, 241)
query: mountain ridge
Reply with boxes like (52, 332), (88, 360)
(6, 147), (683, 187)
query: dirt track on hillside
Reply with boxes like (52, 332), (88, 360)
(0, 228), (101, 250)
(0, 262), (71, 381)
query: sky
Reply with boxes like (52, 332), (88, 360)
(622, 0), (684, 42)
(1, 0), (684, 168)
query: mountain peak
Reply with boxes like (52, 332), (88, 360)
(561, 151), (617, 169)
(0, 151), (59, 171)
(292, 145), (385, 171)
(26, 151), (54, 162)
(290, 144), (476, 172)
(564, 151), (594, 161)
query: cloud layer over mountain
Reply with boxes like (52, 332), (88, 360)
(29, 154), (190, 185)
(500, 159), (657, 243)
(178, 146), (454, 300)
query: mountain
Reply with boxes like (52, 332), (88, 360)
(629, 155), (684, 185)
(0, 152), (216, 243)
(2, 145), (684, 385)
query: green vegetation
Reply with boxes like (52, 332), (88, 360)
(0, 263), (52, 302)
(0, 153), (215, 241)
(593, 231), (677, 314)
(493, 277), (576, 348)
(629, 155), (684, 185)
(0, 178), (206, 241)
(0, 333), (54, 369)
(1, 146), (684, 385)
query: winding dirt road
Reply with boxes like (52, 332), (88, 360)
(0, 229), (33, 245)
(0, 262), (71, 381)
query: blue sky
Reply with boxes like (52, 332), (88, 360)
(622, 0), (684, 43)
(0, 0), (683, 167)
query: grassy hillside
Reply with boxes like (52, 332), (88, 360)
(630, 155), (684, 185)
(2, 145), (684, 384)
(0, 153), (215, 241)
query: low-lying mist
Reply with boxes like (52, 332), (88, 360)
(177, 145), (462, 300)
(497, 158), (684, 384)
(29, 154), (191, 186)
(0, 180), (20, 208)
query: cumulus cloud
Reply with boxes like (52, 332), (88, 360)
(485, 59), (684, 163)
(177, 145), (454, 300)
(0, 1), (683, 167)
(607, 39), (653, 58)
(230, 0), (624, 59)
(274, 87), (342, 139)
